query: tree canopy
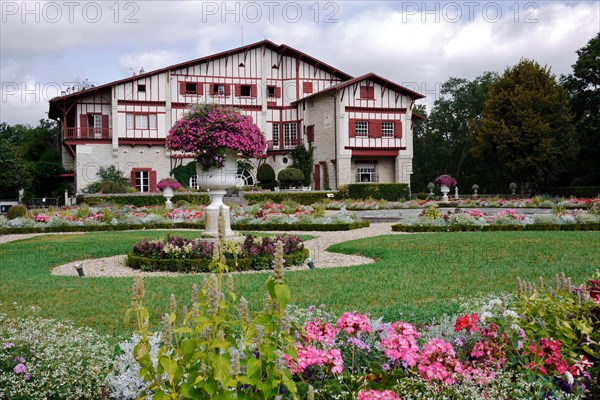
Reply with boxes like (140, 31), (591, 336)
(471, 59), (576, 195)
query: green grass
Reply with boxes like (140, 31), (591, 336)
(1, 230), (598, 341)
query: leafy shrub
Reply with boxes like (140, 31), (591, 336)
(175, 200), (190, 208)
(171, 161), (197, 188)
(278, 167), (305, 187)
(96, 180), (129, 193)
(6, 205), (26, 220)
(78, 193), (210, 206)
(0, 313), (113, 399)
(85, 165), (130, 194)
(344, 184), (409, 201)
(256, 163), (276, 183)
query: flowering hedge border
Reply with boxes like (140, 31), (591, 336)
(0, 221), (370, 235)
(125, 248), (310, 273)
(391, 223), (600, 232)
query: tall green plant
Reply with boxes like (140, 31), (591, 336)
(290, 145), (314, 186)
(127, 208), (300, 399)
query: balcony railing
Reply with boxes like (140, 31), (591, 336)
(348, 137), (402, 148)
(267, 137), (303, 151)
(64, 127), (111, 140)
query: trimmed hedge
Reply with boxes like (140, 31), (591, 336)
(391, 223), (600, 232)
(344, 184), (409, 201)
(546, 186), (600, 198)
(126, 248), (310, 273)
(0, 221), (369, 235)
(77, 193), (210, 206)
(244, 192), (337, 205)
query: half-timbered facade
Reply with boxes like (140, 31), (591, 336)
(48, 40), (424, 192)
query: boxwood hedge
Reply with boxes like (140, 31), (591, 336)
(391, 223), (600, 232)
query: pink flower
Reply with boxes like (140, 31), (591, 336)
(14, 363), (26, 374)
(337, 312), (371, 335)
(287, 344), (344, 375)
(357, 389), (401, 400)
(418, 338), (462, 384)
(380, 322), (420, 366)
(4, 342), (14, 349)
(304, 319), (337, 344)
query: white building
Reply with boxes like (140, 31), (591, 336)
(48, 40), (424, 192)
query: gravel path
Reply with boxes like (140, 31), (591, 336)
(43, 223), (403, 278)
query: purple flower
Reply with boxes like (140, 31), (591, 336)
(4, 342), (14, 349)
(23, 373), (31, 381)
(15, 356), (25, 363)
(14, 363), (26, 374)
(382, 363), (391, 371)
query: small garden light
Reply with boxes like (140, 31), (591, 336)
(73, 263), (85, 277)
(306, 258), (316, 269)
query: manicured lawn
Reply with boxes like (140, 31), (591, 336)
(1, 230), (598, 340)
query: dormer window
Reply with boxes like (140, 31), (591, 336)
(137, 84), (146, 92)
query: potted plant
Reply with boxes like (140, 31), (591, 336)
(434, 175), (457, 203)
(166, 103), (266, 238)
(157, 178), (181, 209)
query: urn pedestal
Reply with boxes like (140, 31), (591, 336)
(440, 185), (450, 203)
(197, 149), (238, 238)
(163, 187), (174, 210)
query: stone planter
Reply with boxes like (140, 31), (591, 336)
(196, 149), (238, 238)
(440, 184), (450, 203)
(163, 187), (174, 210)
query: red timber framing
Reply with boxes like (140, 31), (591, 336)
(348, 119), (402, 139)
(314, 164), (321, 191)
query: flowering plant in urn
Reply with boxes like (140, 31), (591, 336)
(434, 174), (457, 187)
(156, 178), (181, 190)
(166, 103), (266, 171)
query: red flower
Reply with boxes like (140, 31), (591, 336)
(454, 313), (479, 333)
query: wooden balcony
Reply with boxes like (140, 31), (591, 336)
(266, 137), (303, 152)
(64, 127), (111, 140)
(347, 137), (402, 148)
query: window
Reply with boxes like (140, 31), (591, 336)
(92, 114), (102, 138)
(137, 84), (146, 92)
(189, 175), (199, 189)
(236, 168), (254, 186)
(185, 83), (198, 94)
(240, 85), (251, 96)
(126, 113), (157, 130)
(382, 121), (394, 137)
(355, 121), (368, 137)
(135, 170), (150, 192)
(272, 123), (280, 147)
(267, 86), (276, 97)
(284, 122), (298, 148)
(213, 84), (225, 95)
(356, 163), (377, 183)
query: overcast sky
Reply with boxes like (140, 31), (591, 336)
(1, 0), (598, 125)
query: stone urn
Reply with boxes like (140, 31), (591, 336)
(196, 149), (238, 238)
(440, 185), (450, 203)
(163, 187), (174, 210)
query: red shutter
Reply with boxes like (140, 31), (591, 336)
(303, 81), (313, 94)
(349, 119), (356, 138)
(197, 83), (203, 95)
(235, 85), (241, 96)
(360, 86), (368, 98)
(180, 82), (186, 95)
(367, 86), (375, 99)
(251, 85), (257, 97)
(149, 170), (157, 192)
(394, 121), (403, 138)
(130, 170), (137, 189)
(275, 87), (281, 98)
(307, 125), (315, 143)
(224, 85), (231, 96)
(101, 115), (109, 138)
(314, 164), (321, 191)
(370, 121), (382, 138)
(79, 114), (88, 138)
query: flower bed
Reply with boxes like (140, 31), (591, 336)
(126, 234), (309, 272)
(391, 208), (600, 232)
(318, 196), (600, 210)
(0, 202), (367, 234)
(119, 266), (600, 400)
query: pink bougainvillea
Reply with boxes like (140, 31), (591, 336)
(166, 103), (266, 171)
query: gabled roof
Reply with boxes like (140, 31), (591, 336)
(48, 40), (353, 103)
(292, 72), (425, 104)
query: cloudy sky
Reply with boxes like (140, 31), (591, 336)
(1, 0), (598, 125)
